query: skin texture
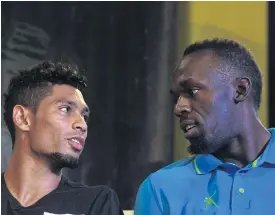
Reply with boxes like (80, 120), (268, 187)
(171, 50), (271, 167)
(4, 84), (89, 207)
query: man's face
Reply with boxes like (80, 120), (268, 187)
(29, 84), (89, 171)
(171, 51), (237, 154)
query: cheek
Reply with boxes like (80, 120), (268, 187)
(198, 90), (231, 127)
(213, 98), (230, 118)
(32, 117), (66, 150)
(208, 91), (233, 128)
(195, 93), (213, 117)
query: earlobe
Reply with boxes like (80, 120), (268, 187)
(13, 105), (32, 132)
(234, 77), (251, 104)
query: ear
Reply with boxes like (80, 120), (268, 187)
(12, 105), (33, 132)
(233, 77), (251, 104)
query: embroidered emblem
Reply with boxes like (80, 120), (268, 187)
(204, 191), (219, 209)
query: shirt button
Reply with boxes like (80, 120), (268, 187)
(239, 188), (245, 194)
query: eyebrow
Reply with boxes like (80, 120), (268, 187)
(55, 100), (90, 115)
(170, 77), (205, 94)
(178, 77), (196, 85)
(180, 77), (207, 89)
(170, 78), (194, 92)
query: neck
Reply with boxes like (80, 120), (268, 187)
(214, 111), (271, 168)
(4, 138), (62, 207)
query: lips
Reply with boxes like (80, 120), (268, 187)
(67, 136), (85, 151)
(179, 119), (200, 139)
(180, 120), (197, 132)
(183, 124), (196, 133)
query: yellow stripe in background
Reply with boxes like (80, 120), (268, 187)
(174, 2), (268, 161)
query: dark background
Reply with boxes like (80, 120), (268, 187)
(1, 2), (178, 209)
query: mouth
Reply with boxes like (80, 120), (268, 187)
(180, 120), (198, 137)
(183, 124), (197, 133)
(67, 137), (85, 152)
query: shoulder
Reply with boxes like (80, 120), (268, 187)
(137, 157), (197, 194)
(60, 176), (116, 198)
(149, 157), (196, 184)
(134, 157), (198, 213)
(43, 177), (123, 215)
(56, 177), (123, 214)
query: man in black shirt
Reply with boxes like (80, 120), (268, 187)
(2, 61), (124, 215)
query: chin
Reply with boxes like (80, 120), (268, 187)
(187, 136), (216, 155)
(188, 143), (208, 155)
(189, 134), (228, 155)
(44, 152), (80, 173)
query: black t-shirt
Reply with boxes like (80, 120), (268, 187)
(2, 174), (124, 215)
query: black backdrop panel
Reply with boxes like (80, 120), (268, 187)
(1, 2), (180, 209)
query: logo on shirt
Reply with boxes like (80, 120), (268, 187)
(204, 191), (219, 209)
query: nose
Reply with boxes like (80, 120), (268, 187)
(174, 95), (191, 117)
(72, 114), (87, 134)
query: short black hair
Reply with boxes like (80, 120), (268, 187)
(3, 61), (88, 145)
(183, 38), (262, 110)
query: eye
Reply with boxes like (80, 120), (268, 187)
(83, 114), (89, 123)
(60, 106), (71, 113)
(188, 89), (199, 96)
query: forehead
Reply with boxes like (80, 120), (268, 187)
(173, 50), (220, 85)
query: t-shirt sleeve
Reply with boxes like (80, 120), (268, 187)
(88, 187), (124, 215)
(134, 177), (163, 215)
